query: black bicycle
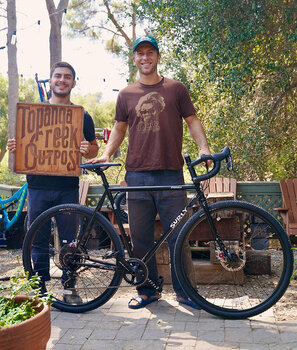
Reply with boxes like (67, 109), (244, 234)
(22, 147), (293, 319)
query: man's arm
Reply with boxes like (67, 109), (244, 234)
(88, 121), (128, 163)
(185, 115), (211, 157)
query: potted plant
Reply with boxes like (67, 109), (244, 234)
(0, 267), (52, 350)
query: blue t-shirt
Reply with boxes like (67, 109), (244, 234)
(26, 110), (96, 190)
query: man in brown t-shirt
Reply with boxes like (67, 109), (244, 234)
(90, 35), (211, 309)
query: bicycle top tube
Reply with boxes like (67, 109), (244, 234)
(79, 146), (232, 191)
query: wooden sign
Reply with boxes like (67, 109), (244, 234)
(14, 102), (83, 176)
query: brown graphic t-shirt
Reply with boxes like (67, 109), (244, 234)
(115, 77), (196, 171)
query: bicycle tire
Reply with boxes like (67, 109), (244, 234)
(174, 200), (293, 319)
(22, 204), (125, 313)
(24, 214), (29, 233)
(115, 192), (128, 223)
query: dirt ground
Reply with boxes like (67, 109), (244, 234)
(1, 247), (296, 321)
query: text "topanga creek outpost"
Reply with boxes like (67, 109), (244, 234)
(14, 102), (83, 176)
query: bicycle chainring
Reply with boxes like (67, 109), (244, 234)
(123, 258), (148, 286)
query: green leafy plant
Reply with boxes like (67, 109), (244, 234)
(0, 267), (52, 329)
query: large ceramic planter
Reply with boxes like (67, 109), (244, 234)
(0, 296), (51, 350)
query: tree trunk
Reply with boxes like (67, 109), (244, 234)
(7, 0), (19, 171)
(45, 0), (69, 68)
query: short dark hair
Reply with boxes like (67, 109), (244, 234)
(50, 61), (76, 80)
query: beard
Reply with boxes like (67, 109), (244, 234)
(51, 89), (70, 98)
(50, 85), (72, 98)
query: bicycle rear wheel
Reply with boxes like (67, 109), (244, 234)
(174, 200), (293, 319)
(22, 204), (125, 313)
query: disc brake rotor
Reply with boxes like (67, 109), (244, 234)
(219, 247), (246, 271)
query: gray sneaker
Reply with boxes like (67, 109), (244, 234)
(63, 288), (82, 304)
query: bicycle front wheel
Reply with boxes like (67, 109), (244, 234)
(22, 204), (125, 313)
(174, 200), (293, 319)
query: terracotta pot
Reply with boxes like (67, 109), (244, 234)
(0, 296), (51, 350)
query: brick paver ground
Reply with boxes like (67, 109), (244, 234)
(47, 297), (297, 350)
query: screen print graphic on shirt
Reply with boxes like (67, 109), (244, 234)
(135, 92), (165, 133)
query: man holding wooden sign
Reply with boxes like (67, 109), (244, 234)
(7, 62), (98, 302)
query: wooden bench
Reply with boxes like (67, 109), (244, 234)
(203, 176), (237, 201)
(79, 180), (90, 205)
(274, 178), (297, 240)
(100, 206), (130, 235)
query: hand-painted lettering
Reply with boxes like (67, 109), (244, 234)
(69, 125), (79, 149)
(53, 127), (62, 148)
(16, 103), (82, 175)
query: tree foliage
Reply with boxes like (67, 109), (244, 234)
(72, 92), (115, 128)
(139, 0), (297, 180)
(65, 0), (140, 82)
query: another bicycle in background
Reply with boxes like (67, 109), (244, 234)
(0, 183), (27, 281)
(0, 183), (27, 249)
(22, 147), (293, 319)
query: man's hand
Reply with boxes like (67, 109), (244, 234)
(80, 139), (99, 159)
(7, 138), (16, 153)
(198, 147), (213, 168)
(85, 155), (110, 164)
(80, 140), (91, 156)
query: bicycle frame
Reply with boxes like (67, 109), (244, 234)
(23, 146), (293, 318)
(0, 183), (27, 234)
(79, 168), (221, 271)
(79, 147), (232, 272)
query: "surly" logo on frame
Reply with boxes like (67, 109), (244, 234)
(170, 209), (187, 229)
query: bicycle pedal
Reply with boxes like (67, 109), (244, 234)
(157, 276), (164, 292)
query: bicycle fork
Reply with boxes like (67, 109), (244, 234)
(197, 191), (236, 263)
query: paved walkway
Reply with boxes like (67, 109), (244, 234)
(47, 297), (297, 350)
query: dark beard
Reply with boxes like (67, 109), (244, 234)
(51, 89), (70, 98)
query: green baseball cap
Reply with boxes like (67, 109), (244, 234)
(132, 35), (159, 53)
